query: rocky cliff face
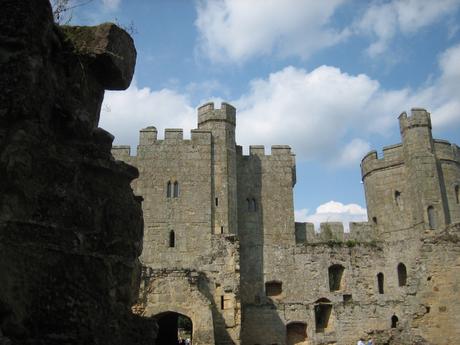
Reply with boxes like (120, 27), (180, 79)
(0, 1), (155, 344)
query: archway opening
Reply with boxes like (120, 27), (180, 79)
(314, 298), (334, 333)
(155, 312), (192, 345)
(391, 315), (399, 328)
(397, 263), (407, 286)
(286, 322), (307, 345)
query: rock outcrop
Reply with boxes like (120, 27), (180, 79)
(0, 1), (155, 344)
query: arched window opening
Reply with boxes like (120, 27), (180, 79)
(328, 264), (345, 291)
(391, 315), (399, 328)
(167, 181), (172, 198)
(395, 191), (402, 209)
(397, 263), (407, 287)
(265, 281), (282, 297)
(173, 181), (179, 198)
(377, 273), (384, 294)
(427, 206), (436, 229)
(286, 322), (307, 345)
(155, 312), (192, 345)
(455, 185), (459, 204)
(246, 198), (251, 211)
(372, 216), (378, 225)
(169, 230), (175, 248)
(314, 298), (333, 333)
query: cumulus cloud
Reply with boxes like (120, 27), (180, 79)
(356, 0), (460, 57)
(100, 81), (195, 149)
(295, 201), (368, 231)
(195, 0), (349, 62)
(100, 44), (460, 165)
(233, 43), (460, 163)
(234, 65), (382, 162)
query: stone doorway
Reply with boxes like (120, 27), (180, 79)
(155, 311), (193, 345)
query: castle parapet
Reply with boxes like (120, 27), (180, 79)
(434, 140), (460, 163)
(249, 145), (265, 156)
(139, 126), (157, 146)
(361, 143), (404, 178)
(112, 145), (131, 160)
(294, 221), (377, 244)
(165, 128), (183, 141)
(399, 108), (431, 134)
(198, 102), (236, 127)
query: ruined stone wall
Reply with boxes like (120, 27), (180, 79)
(362, 109), (460, 241)
(112, 105), (242, 345)
(236, 145), (296, 305)
(113, 128), (214, 268)
(0, 1), (155, 344)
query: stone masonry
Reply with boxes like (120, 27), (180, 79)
(0, 1), (156, 344)
(112, 104), (460, 345)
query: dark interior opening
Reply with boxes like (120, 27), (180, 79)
(391, 315), (399, 328)
(286, 322), (307, 345)
(315, 303), (332, 333)
(328, 264), (345, 291)
(265, 281), (282, 297)
(397, 263), (407, 286)
(377, 272), (384, 294)
(155, 312), (192, 345)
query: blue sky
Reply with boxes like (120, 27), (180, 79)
(64, 0), (460, 229)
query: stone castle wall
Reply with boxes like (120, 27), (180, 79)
(112, 104), (460, 345)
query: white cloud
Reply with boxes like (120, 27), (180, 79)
(100, 44), (460, 165)
(234, 65), (381, 162)
(100, 81), (195, 149)
(356, 0), (460, 57)
(101, 0), (121, 11)
(336, 139), (372, 167)
(295, 201), (368, 231)
(195, 0), (349, 63)
(233, 43), (460, 163)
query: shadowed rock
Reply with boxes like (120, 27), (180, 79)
(0, 1), (155, 344)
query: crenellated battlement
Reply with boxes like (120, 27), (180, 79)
(294, 221), (376, 244)
(111, 128), (212, 158)
(434, 139), (460, 163)
(361, 143), (404, 178)
(398, 108), (431, 134)
(236, 145), (294, 159)
(198, 102), (236, 127)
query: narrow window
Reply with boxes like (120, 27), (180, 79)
(252, 198), (257, 212)
(246, 198), (251, 212)
(455, 185), (459, 204)
(265, 281), (282, 297)
(328, 264), (345, 291)
(220, 295), (225, 310)
(314, 298), (333, 333)
(166, 181), (172, 198)
(372, 216), (378, 225)
(391, 315), (399, 328)
(220, 226), (224, 234)
(395, 191), (402, 209)
(427, 206), (436, 229)
(173, 181), (179, 197)
(169, 230), (175, 248)
(215, 197), (219, 206)
(377, 273), (384, 294)
(397, 263), (407, 286)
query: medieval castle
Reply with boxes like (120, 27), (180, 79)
(111, 103), (460, 345)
